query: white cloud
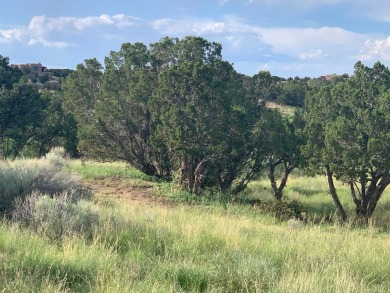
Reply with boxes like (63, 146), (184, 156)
(112, 14), (142, 29)
(34, 14), (141, 32)
(74, 14), (114, 29)
(0, 14), (142, 48)
(359, 37), (390, 61)
(152, 18), (225, 35)
(43, 14), (141, 31)
(26, 15), (71, 48)
(299, 49), (328, 60)
(150, 15), (376, 76)
(28, 16), (47, 36)
(259, 26), (365, 59)
(153, 16), (249, 37)
(0, 28), (24, 43)
(27, 38), (69, 48)
(152, 16), (365, 62)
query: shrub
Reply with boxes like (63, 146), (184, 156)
(253, 199), (303, 221)
(0, 154), (83, 214)
(12, 191), (99, 241)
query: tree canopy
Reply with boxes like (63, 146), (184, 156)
(303, 61), (390, 221)
(0, 55), (78, 158)
(63, 37), (268, 193)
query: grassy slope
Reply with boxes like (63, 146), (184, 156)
(1, 161), (390, 292)
(266, 102), (296, 117)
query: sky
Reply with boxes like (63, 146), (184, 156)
(1, 0), (390, 78)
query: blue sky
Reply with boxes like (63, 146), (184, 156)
(1, 0), (390, 78)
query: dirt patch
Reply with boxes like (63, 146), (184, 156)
(85, 178), (171, 206)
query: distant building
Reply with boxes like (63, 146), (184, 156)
(10, 63), (47, 74)
(319, 74), (340, 81)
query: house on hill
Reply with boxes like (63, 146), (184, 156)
(10, 63), (47, 74)
(319, 74), (340, 81)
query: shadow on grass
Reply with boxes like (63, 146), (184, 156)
(290, 186), (324, 197)
(301, 201), (339, 224)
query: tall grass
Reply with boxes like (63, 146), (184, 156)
(2, 160), (389, 292)
(3, 194), (390, 292)
(248, 174), (390, 226)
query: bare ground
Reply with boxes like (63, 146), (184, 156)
(85, 178), (172, 206)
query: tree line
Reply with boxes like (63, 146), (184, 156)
(0, 36), (389, 222)
(62, 37), (305, 197)
(0, 56), (77, 158)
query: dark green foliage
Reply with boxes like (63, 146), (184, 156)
(0, 56), (75, 158)
(0, 55), (22, 89)
(252, 70), (283, 102)
(60, 38), (389, 206)
(151, 37), (264, 194)
(21, 91), (78, 157)
(99, 42), (171, 178)
(303, 61), (390, 221)
(253, 199), (303, 221)
(277, 79), (307, 107)
(47, 68), (73, 78)
(258, 109), (305, 200)
(0, 83), (46, 158)
(63, 49), (171, 179)
(38, 74), (50, 83)
(63, 37), (265, 193)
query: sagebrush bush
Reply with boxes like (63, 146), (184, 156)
(12, 191), (99, 241)
(0, 152), (83, 214)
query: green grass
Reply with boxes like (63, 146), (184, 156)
(2, 160), (390, 292)
(69, 160), (159, 182)
(248, 174), (390, 225)
(266, 101), (297, 117)
(2, 199), (390, 292)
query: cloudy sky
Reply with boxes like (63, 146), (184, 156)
(1, 0), (390, 77)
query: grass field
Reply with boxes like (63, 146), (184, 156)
(248, 174), (390, 227)
(1, 161), (390, 292)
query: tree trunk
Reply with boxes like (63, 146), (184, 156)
(192, 159), (207, 195)
(139, 162), (161, 178)
(180, 153), (191, 191)
(366, 173), (390, 218)
(326, 166), (347, 222)
(350, 174), (390, 223)
(269, 161), (294, 201)
(349, 181), (368, 221)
